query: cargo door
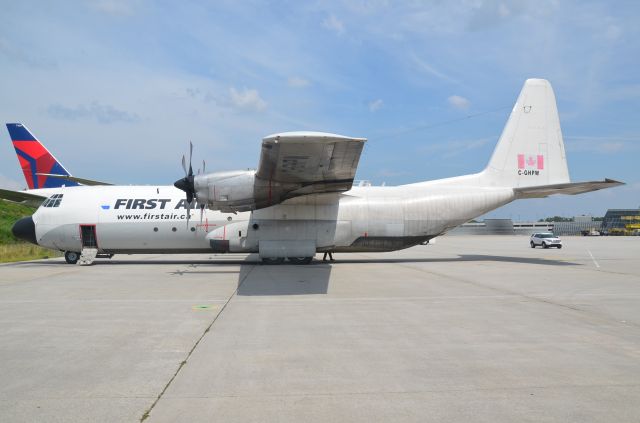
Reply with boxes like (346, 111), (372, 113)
(80, 225), (98, 248)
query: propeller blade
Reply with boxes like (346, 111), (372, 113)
(176, 141), (199, 229)
(186, 198), (192, 227)
(202, 160), (205, 174)
(200, 204), (204, 224)
(188, 141), (193, 177)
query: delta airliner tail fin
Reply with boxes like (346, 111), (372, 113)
(6, 123), (79, 189)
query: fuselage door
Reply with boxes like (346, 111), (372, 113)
(80, 225), (98, 248)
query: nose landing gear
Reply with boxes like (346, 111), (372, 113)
(64, 251), (79, 264)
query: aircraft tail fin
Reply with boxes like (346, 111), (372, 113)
(6, 123), (79, 189)
(482, 79), (570, 188)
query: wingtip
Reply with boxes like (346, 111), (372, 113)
(604, 178), (625, 186)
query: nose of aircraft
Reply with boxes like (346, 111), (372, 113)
(12, 216), (37, 245)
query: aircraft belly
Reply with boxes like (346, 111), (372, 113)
(36, 223), (82, 252)
(334, 188), (515, 251)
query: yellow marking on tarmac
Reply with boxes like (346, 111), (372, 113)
(192, 305), (215, 311)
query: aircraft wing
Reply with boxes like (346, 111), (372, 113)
(255, 132), (366, 198)
(36, 173), (112, 186)
(0, 188), (47, 207)
(514, 179), (624, 199)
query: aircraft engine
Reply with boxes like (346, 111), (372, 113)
(174, 144), (285, 214)
(193, 170), (258, 213)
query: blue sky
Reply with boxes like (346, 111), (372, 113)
(1, 0), (638, 220)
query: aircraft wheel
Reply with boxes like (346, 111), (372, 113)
(65, 251), (79, 264)
(261, 257), (285, 265)
(289, 257), (313, 265)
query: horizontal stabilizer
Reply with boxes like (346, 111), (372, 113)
(36, 173), (112, 186)
(514, 179), (624, 199)
(0, 188), (47, 207)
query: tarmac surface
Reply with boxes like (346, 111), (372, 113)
(1, 235), (639, 422)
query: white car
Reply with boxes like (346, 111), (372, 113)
(530, 232), (562, 249)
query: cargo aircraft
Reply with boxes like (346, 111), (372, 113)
(10, 79), (623, 264)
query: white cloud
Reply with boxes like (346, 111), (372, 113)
(377, 168), (408, 178)
(498, 4), (511, 18)
(603, 24), (622, 41)
(322, 14), (345, 35)
(0, 37), (57, 68)
(410, 54), (459, 84)
(48, 101), (140, 124)
(229, 87), (267, 112)
(565, 136), (640, 154)
(419, 137), (492, 158)
(368, 99), (383, 112)
(92, 0), (134, 16)
(447, 95), (470, 110)
(288, 76), (310, 88)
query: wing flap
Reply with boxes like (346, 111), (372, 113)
(256, 132), (366, 190)
(514, 179), (624, 199)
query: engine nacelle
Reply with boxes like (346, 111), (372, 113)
(194, 170), (257, 212)
(193, 170), (299, 213)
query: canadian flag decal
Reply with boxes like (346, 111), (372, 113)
(517, 154), (544, 170)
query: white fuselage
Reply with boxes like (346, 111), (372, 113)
(32, 172), (515, 254)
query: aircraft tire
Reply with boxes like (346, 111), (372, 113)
(289, 257), (313, 265)
(65, 251), (79, 264)
(261, 257), (285, 265)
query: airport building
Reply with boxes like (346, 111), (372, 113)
(450, 209), (640, 236)
(601, 209), (640, 235)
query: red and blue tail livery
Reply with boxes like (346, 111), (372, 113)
(7, 123), (79, 189)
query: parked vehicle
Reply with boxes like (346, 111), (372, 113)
(581, 228), (600, 236)
(530, 232), (562, 249)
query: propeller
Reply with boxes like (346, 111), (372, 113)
(174, 142), (195, 226)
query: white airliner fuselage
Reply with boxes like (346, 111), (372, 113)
(30, 176), (514, 255)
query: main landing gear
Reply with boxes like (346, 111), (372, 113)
(64, 250), (114, 264)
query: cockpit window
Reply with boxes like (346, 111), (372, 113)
(42, 194), (64, 208)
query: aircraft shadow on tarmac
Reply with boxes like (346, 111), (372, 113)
(236, 260), (332, 296)
(10, 254), (579, 268)
(230, 254), (578, 296)
(332, 254), (580, 266)
(10, 254), (578, 296)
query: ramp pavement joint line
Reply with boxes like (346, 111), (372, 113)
(139, 264), (257, 422)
